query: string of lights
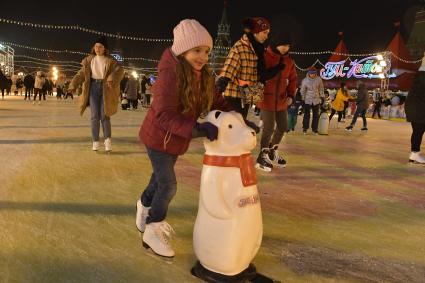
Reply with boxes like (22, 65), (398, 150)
(15, 64), (79, 72)
(0, 17), (172, 42)
(14, 60), (81, 68)
(2, 41), (160, 62)
(5, 42), (422, 73)
(289, 50), (380, 57)
(390, 52), (422, 64)
(15, 55), (81, 65)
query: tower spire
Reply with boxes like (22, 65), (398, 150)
(211, 0), (232, 73)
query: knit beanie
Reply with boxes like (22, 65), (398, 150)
(253, 17), (271, 33)
(307, 66), (317, 74)
(171, 19), (213, 56)
(94, 36), (109, 49)
(419, 52), (425, 71)
(270, 31), (292, 48)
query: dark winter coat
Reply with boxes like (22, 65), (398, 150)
(139, 48), (233, 155)
(406, 71), (425, 124)
(124, 77), (139, 100)
(0, 71), (6, 90)
(257, 47), (298, 111)
(24, 74), (35, 89)
(356, 83), (369, 111)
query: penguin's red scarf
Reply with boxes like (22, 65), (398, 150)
(203, 153), (257, 187)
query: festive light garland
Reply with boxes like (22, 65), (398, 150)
(15, 55), (81, 65)
(14, 60), (81, 68)
(0, 17), (172, 43)
(390, 53), (422, 64)
(1, 41), (159, 62)
(14, 54), (157, 73)
(14, 64), (79, 72)
(1, 41), (88, 55)
(5, 42), (422, 75)
(289, 50), (380, 57)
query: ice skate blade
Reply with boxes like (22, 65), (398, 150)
(142, 241), (175, 259)
(255, 163), (272, 172)
(409, 159), (425, 165)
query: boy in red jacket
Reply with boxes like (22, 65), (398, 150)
(256, 32), (297, 172)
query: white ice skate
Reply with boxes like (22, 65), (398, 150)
(142, 221), (175, 258)
(104, 138), (112, 152)
(409, 152), (425, 165)
(92, 141), (99, 151)
(136, 200), (150, 233)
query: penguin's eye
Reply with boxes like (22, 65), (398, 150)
(228, 124), (233, 129)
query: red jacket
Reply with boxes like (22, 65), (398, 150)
(257, 47), (298, 111)
(139, 48), (232, 155)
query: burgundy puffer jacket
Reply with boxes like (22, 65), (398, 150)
(257, 47), (297, 111)
(139, 48), (232, 155)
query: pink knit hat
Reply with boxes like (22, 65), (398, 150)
(171, 19), (213, 56)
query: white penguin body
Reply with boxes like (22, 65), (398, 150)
(193, 110), (263, 276)
(318, 111), (329, 135)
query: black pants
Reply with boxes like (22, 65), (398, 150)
(411, 122), (425, 152)
(34, 88), (42, 100)
(342, 101), (349, 119)
(350, 108), (367, 128)
(145, 94), (151, 106)
(130, 99), (138, 109)
(303, 104), (320, 132)
(329, 109), (343, 122)
(224, 96), (250, 119)
(64, 92), (73, 99)
(372, 103), (381, 118)
(25, 87), (33, 99)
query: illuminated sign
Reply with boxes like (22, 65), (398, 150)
(111, 54), (123, 62)
(320, 56), (395, 80)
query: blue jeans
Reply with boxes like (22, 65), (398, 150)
(89, 81), (111, 141)
(141, 147), (178, 224)
(303, 104), (320, 132)
(350, 108), (367, 128)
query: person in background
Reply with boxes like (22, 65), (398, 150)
(16, 77), (24, 96)
(405, 53), (425, 164)
(300, 67), (325, 135)
(68, 36), (124, 152)
(33, 71), (45, 105)
(372, 89), (382, 119)
(345, 81), (369, 132)
(24, 73), (35, 101)
(144, 81), (152, 107)
(287, 87), (302, 132)
(124, 73), (140, 110)
(329, 82), (352, 127)
(0, 70), (7, 100)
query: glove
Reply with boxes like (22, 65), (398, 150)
(215, 77), (231, 93)
(193, 122), (219, 141)
(244, 119), (260, 134)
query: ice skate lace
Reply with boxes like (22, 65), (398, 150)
(158, 222), (175, 245)
(274, 149), (282, 162)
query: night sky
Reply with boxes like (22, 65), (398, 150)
(0, 0), (422, 72)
